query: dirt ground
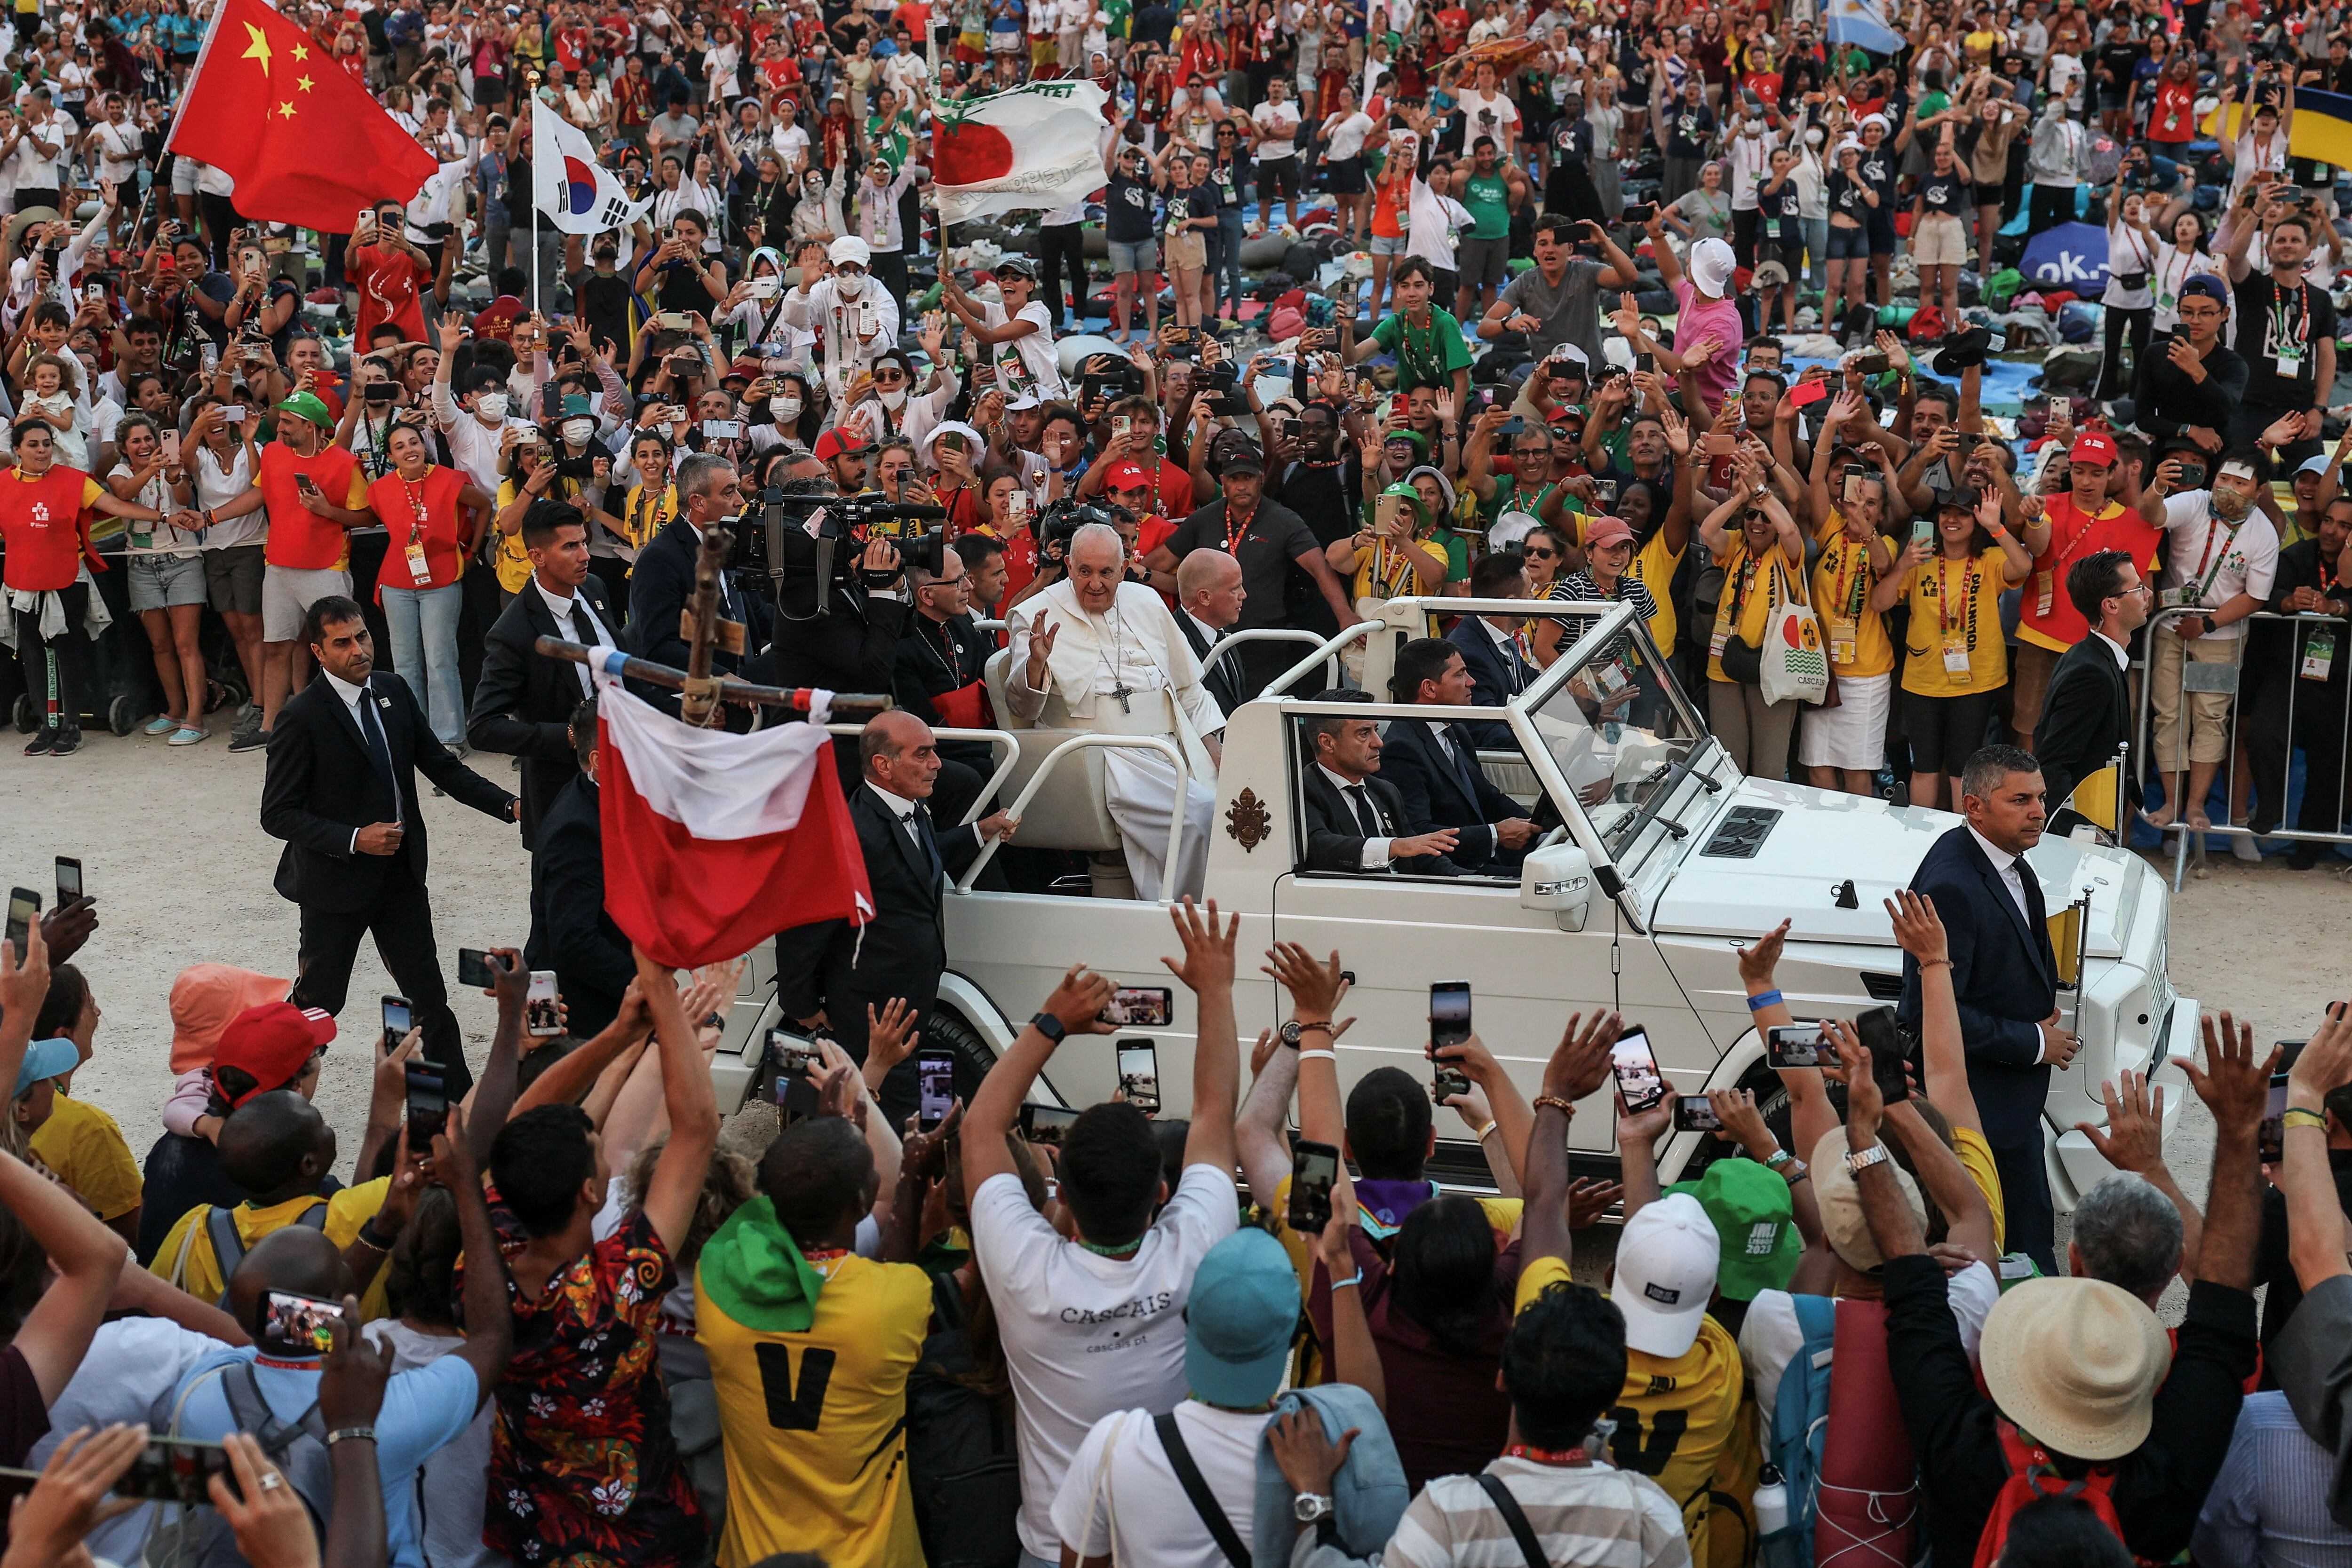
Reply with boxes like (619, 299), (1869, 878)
(7, 729), (2343, 1292)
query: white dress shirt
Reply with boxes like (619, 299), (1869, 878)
(1967, 823), (2059, 1062)
(535, 578), (614, 695)
(325, 670), (400, 850)
(865, 778), (982, 856)
(2091, 629), (2129, 669)
(1319, 763), (1393, 870)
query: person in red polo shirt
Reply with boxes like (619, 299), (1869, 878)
(0, 418), (173, 756)
(2010, 429), (2163, 754)
(194, 393), (375, 749)
(1102, 459), (1177, 599)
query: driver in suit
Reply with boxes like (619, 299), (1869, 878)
(1376, 638), (1541, 873)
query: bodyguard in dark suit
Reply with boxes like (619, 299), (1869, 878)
(1297, 693), (1464, 875)
(774, 710), (1014, 1125)
(1895, 743), (2072, 1273)
(262, 596), (519, 1098)
(1378, 639), (1540, 873)
(1446, 558), (1541, 746)
(625, 453), (777, 715)
(2033, 549), (2147, 832)
(467, 501), (619, 849)
(1174, 547), (1248, 721)
(525, 703), (632, 1042)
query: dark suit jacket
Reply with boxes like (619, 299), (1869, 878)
(467, 575), (616, 850)
(625, 518), (776, 676)
(1376, 714), (1526, 871)
(771, 582), (909, 696)
(261, 673), (516, 914)
(1300, 764), (1458, 876)
(774, 783), (984, 1022)
(2032, 633), (2134, 820)
(1176, 609), (1246, 721)
(525, 773), (631, 1039)
(1446, 616), (1536, 747)
(1895, 824), (2058, 1148)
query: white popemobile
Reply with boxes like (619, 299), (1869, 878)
(716, 596), (2190, 1206)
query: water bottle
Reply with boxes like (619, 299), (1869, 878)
(1752, 1463), (1788, 1537)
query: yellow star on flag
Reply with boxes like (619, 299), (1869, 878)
(241, 21), (272, 74)
(292, 42), (310, 62)
(278, 101), (297, 119)
(296, 74), (314, 92)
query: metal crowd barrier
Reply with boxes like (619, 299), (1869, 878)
(2132, 604), (2352, 890)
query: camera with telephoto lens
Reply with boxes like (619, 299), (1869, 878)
(730, 485), (948, 621)
(1037, 497), (1121, 573)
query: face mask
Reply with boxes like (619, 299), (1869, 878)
(835, 271), (865, 297)
(476, 392), (509, 421)
(771, 396), (803, 421)
(879, 386), (908, 411)
(562, 417), (596, 445)
(2211, 484), (2254, 522)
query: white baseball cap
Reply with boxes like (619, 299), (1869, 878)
(1613, 1192), (1721, 1357)
(1690, 237), (1737, 300)
(828, 234), (873, 269)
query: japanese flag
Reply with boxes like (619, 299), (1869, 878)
(594, 674), (872, 970)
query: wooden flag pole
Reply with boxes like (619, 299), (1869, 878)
(532, 635), (893, 717)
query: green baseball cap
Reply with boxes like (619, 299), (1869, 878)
(276, 391), (334, 429)
(1665, 1157), (1799, 1302)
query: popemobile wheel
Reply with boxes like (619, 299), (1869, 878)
(109, 696), (138, 736)
(921, 1006), (1002, 1108)
(11, 693), (33, 734)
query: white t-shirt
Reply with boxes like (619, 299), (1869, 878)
(771, 121), (813, 170)
(30, 1318), (228, 1568)
(1739, 1262), (2001, 1413)
(2157, 491), (2281, 636)
(1455, 87), (1521, 148)
(1325, 110), (1376, 161)
(985, 298), (1067, 402)
(361, 1321), (505, 1568)
(1253, 98), (1302, 158)
(1050, 1403), (1271, 1568)
(970, 1162), (1240, 1560)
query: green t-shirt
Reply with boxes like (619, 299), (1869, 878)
(1370, 307), (1474, 391)
(867, 108), (914, 167)
(1462, 167), (1510, 239)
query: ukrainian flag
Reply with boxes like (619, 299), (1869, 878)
(2203, 87), (2352, 169)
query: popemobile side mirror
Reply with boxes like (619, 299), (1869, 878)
(1520, 841), (1595, 932)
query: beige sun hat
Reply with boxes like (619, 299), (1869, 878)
(1979, 1276), (2170, 1461)
(1810, 1125), (1925, 1271)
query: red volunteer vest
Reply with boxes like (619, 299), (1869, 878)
(0, 466), (100, 592)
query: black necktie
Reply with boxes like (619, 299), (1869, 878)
(1443, 725), (1479, 798)
(357, 691), (402, 825)
(1344, 784), (1382, 839)
(911, 807), (943, 886)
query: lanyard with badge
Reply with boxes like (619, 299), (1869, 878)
(401, 473), (433, 586)
(1933, 554), (1981, 681)
(1827, 527), (1875, 666)
(2166, 512), (2247, 608)
(2305, 554), (2342, 680)
(2269, 278), (2312, 383)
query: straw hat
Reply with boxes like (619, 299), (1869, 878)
(1979, 1277), (2170, 1461)
(1810, 1126), (1925, 1271)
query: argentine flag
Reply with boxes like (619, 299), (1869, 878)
(1824, 0), (1905, 57)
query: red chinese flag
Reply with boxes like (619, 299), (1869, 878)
(167, 0), (438, 231)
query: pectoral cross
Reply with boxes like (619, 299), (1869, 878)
(1111, 681), (1133, 714)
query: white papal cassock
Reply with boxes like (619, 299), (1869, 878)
(1004, 579), (1225, 900)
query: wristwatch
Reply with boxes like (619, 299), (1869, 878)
(1294, 1492), (1335, 1524)
(1030, 1011), (1067, 1045)
(1843, 1142), (1890, 1174)
(1279, 1019), (1335, 1047)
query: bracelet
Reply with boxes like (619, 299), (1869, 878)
(1746, 989), (1784, 1012)
(1473, 1120), (1498, 1141)
(1533, 1094), (1577, 1115)
(1330, 1270), (1364, 1290)
(1919, 957), (1953, 971)
(1786, 1166), (1812, 1185)
(325, 1427), (377, 1448)
(2284, 1106), (2330, 1132)
(1298, 1049), (1337, 1063)
(1764, 1147), (1793, 1168)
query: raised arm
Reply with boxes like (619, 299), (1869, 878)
(2282, 1005), (2352, 1290)
(960, 965), (1116, 1190)
(631, 949), (722, 1259)
(0, 1147), (127, 1404)
(1520, 1010), (1622, 1268)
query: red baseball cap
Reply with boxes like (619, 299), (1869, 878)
(814, 427), (870, 464)
(212, 1001), (337, 1109)
(1104, 460), (1152, 491)
(2069, 429), (2119, 467)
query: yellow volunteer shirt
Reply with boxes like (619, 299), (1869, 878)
(695, 1251), (933, 1568)
(1953, 1125), (2008, 1252)
(1900, 547), (2012, 697)
(29, 1091), (142, 1222)
(1515, 1254), (1746, 1562)
(1706, 539), (1793, 683)
(151, 1178), (392, 1312)
(492, 478), (533, 593)
(1811, 513), (1896, 679)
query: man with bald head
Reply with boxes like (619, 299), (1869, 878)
(169, 1116), (514, 1568)
(776, 709), (1016, 1123)
(150, 1089), (373, 1305)
(1175, 547), (1248, 721)
(1006, 523), (1226, 899)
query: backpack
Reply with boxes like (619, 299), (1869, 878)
(188, 1362), (334, 1568)
(904, 1270), (1023, 1568)
(166, 1200), (329, 1307)
(1971, 1418), (2127, 1567)
(1758, 1294), (1836, 1568)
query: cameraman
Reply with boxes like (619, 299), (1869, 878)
(766, 474), (915, 775)
(623, 451), (777, 722)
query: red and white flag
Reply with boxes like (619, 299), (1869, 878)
(595, 674), (872, 970)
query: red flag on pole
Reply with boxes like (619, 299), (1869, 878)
(166, 0), (439, 231)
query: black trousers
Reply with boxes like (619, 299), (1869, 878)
(2095, 303), (2151, 403)
(1731, 205), (1760, 270)
(15, 583), (89, 734)
(1040, 221), (1089, 327)
(2248, 670), (2352, 834)
(287, 862), (473, 1097)
(2027, 181), (2077, 235)
(871, 247), (911, 304)
(1988, 1133), (2056, 1275)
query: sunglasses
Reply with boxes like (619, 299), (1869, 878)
(1526, 545), (1560, 560)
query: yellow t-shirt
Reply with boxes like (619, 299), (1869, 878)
(151, 1178), (392, 1313)
(1584, 512), (1688, 660)
(29, 1091), (141, 1222)
(1706, 539), (1794, 683)
(492, 478), (533, 593)
(1900, 547), (2012, 697)
(695, 1251), (933, 1568)
(1515, 1254), (1746, 1562)
(1953, 1125), (2008, 1253)
(1810, 514), (1896, 680)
